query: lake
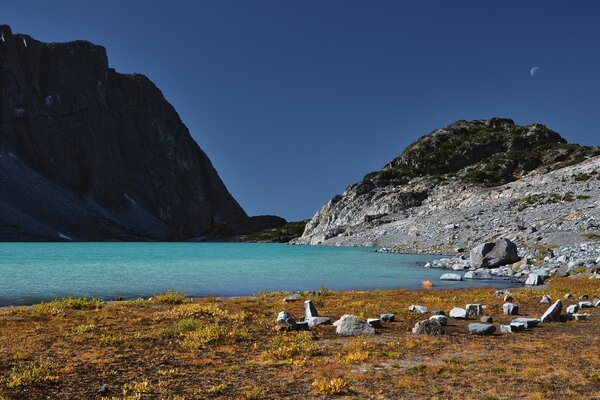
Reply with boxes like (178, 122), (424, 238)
(0, 242), (513, 305)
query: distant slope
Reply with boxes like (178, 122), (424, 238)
(294, 118), (600, 253)
(0, 25), (247, 241)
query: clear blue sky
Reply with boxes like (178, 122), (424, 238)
(4, 1), (600, 221)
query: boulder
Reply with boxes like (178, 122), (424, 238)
(540, 295), (551, 304)
(430, 310), (446, 316)
(440, 273), (463, 281)
(306, 317), (331, 327)
(480, 316), (493, 323)
(429, 315), (448, 326)
(511, 318), (540, 329)
(579, 301), (593, 309)
(508, 322), (526, 332)
(573, 313), (590, 321)
(525, 274), (544, 286)
(464, 270), (493, 280)
(566, 304), (579, 314)
(408, 305), (428, 314)
(367, 318), (383, 329)
(500, 324), (512, 333)
(380, 313), (395, 322)
(470, 238), (520, 268)
(449, 307), (467, 319)
(503, 303), (519, 316)
(466, 304), (484, 317)
(412, 319), (444, 335)
(540, 300), (562, 322)
(304, 300), (319, 319)
(275, 311), (309, 331)
(283, 293), (302, 302)
(468, 323), (496, 335)
(335, 315), (375, 336)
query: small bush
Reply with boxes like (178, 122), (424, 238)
(181, 322), (249, 350)
(311, 378), (349, 395)
(261, 331), (319, 362)
(73, 324), (97, 334)
(31, 297), (102, 316)
(5, 361), (58, 388)
(151, 290), (189, 304)
(169, 303), (229, 320)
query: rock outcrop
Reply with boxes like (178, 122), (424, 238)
(293, 118), (600, 254)
(0, 25), (248, 241)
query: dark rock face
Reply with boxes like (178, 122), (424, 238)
(0, 26), (247, 240)
(470, 238), (520, 268)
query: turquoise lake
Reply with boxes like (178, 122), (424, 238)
(0, 243), (513, 305)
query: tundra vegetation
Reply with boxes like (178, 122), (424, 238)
(1, 279), (600, 399)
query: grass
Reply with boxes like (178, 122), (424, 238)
(239, 220), (308, 243)
(150, 289), (189, 304)
(2, 281), (600, 398)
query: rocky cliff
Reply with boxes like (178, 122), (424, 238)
(294, 118), (600, 253)
(0, 25), (248, 241)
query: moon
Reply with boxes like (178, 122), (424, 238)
(530, 66), (540, 77)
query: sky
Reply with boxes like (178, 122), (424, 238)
(3, 1), (600, 221)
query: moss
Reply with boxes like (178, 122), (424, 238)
(239, 220), (307, 243)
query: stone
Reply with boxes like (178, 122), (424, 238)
(511, 318), (540, 329)
(276, 311), (297, 328)
(480, 316), (493, 323)
(304, 300), (319, 319)
(593, 298), (600, 307)
(504, 294), (514, 302)
(283, 293), (302, 302)
(564, 293), (574, 300)
(566, 304), (579, 314)
(581, 294), (589, 300)
(335, 315), (375, 336)
(440, 273), (463, 281)
(540, 300), (562, 322)
(449, 307), (467, 319)
(430, 310), (446, 316)
(573, 313), (590, 321)
(560, 314), (574, 322)
(525, 274), (544, 286)
(464, 270), (493, 280)
(468, 323), (496, 335)
(380, 313), (395, 322)
(97, 385), (111, 394)
(508, 322), (526, 332)
(412, 319), (444, 335)
(540, 295), (551, 304)
(503, 303), (519, 316)
(579, 301), (593, 309)
(429, 315), (448, 326)
(466, 304), (484, 317)
(367, 318), (383, 329)
(408, 305), (428, 314)
(306, 317), (331, 326)
(470, 238), (520, 268)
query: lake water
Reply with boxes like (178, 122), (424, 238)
(0, 243), (513, 305)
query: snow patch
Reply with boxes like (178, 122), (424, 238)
(1, 31), (5, 43)
(57, 233), (72, 241)
(22, 37), (27, 47)
(124, 194), (138, 206)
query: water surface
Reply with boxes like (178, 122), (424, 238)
(0, 243), (512, 305)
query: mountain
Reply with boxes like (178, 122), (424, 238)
(294, 118), (600, 253)
(0, 25), (252, 241)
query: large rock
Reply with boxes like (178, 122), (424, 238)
(335, 315), (375, 336)
(503, 303), (519, 316)
(466, 304), (484, 317)
(468, 323), (496, 335)
(412, 319), (444, 335)
(429, 315), (448, 326)
(470, 238), (520, 268)
(275, 311), (308, 331)
(525, 274), (545, 286)
(511, 318), (540, 329)
(540, 300), (562, 322)
(449, 307), (467, 319)
(440, 273), (463, 281)
(0, 25), (248, 241)
(408, 305), (428, 314)
(304, 300), (319, 319)
(566, 304), (579, 314)
(464, 270), (493, 280)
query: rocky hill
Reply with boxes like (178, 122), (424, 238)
(0, 25), (250, 241)
(293, 118), (600, 254)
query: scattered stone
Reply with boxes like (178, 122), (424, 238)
(480, 316), (493, 323)
(503, 294), (514, 302)
(412, 319), (444, 335)
(566, 304), (579, 314)
(97, 385), (110, 394)
(470, 238), (520, 268)
(525, 274), (544, 286)
(579, 301), (593, 309)
(560, 314), (574, 322)
(466, 304), (484, 317)
(500, 324), (513, 333)
(468, 323), (496, 335)
(511, 318), (540, 329)
(540, 295), (551, 304)
(409, 305), (428, 314)
(503, 303), (519, 316)
(440, 273), (462, 281)
(283, 293), (302, 302)
(494, 290), (509, 297)
(580, 294), (589, 300)
(429, 315), (448, 326)
(304, 300), (319, 319)
(449, 307), (467, 319)
(380, 313), (395, 322)
(540, 300), (562, 322)
(594, 298), (600, 307)
(335, 315), (375, 336)
(307, 317), (331, 326)
(508, 322), (526, 332)
(275, 311), (309, 331)
(564, 293), (574, 300)
(430, 310), (446, 316)
(367, 318), (383, 329)
(573, 313), (590, 321)
(464, 270), (492, 280)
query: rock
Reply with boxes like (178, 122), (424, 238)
(276, 311), (309, 331)
(335, 315), (375, 336)
(580, 294), (589, 300)
(540, 300), (562, 322)
(468, 323), (496, 335)
(409, 305), (428, 314)
(429, 315), (448, 326)
(430, 310), (446, 316)
(440, 273), (463, 281)
(511, 318), (540, 329)
(560, 314), (574, 322)
(494, 290), (509, 297)
(573, 313), (590, 321)
(464, 270), (493, 280)
(566, 304), (579, 314)
(480, 316), (493, 323)
(508, 322), (526, 332)
(412, 319), (444, 335)
(367, 318), (383, 329)
(503, 303), (519, 316)
(306, 317), (331, 326)
(564, 293), (574, 300)
(466, 304), (484, 317)
(449, 307), (467, 319)
(97, 385), (111, 394)
(380, 313), (395, 322)
(283, 293), (302, 302)
(579, 301), (593, 309)
(503, 294), (514, 302)
(525, 274), (544, 286)
(304, 300), (319, 319)
(470, 238), (520, 268)
(540, 295), (551, 304)
(593, 298), (600, 307)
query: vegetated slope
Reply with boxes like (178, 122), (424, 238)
(0, 25), (247, 241)
(294, 118), (600, 253)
